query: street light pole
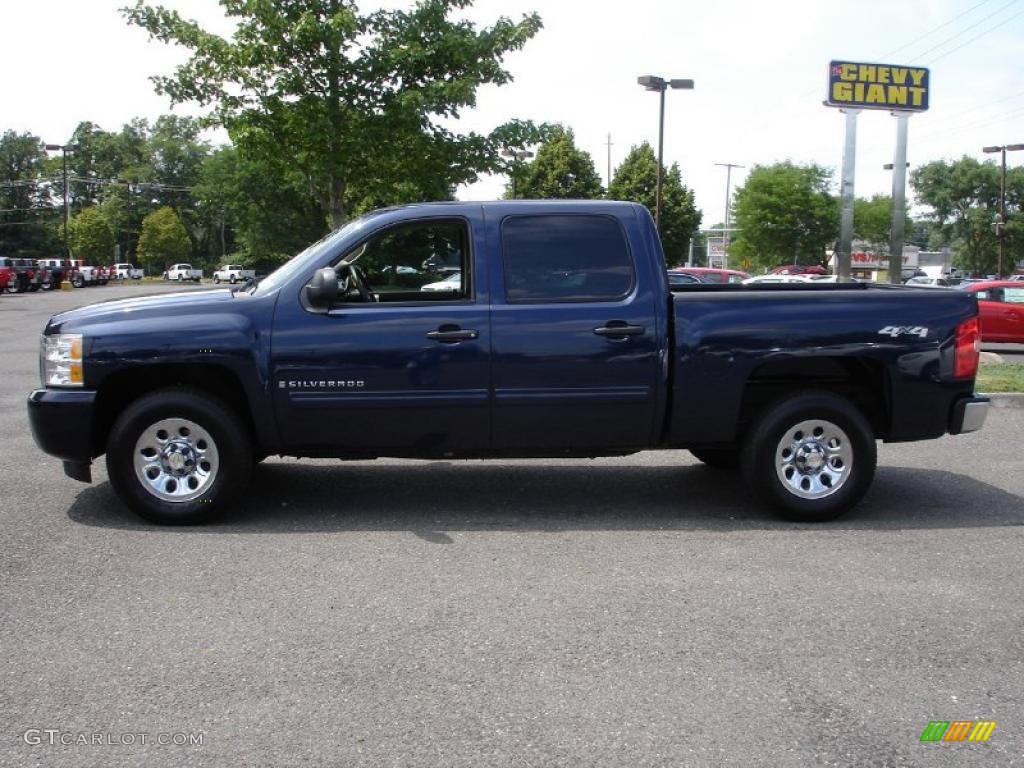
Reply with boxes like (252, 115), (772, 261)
(43, 143), (80, 259)
(638, 75), (694, 232)
(501, 148), (534, 199)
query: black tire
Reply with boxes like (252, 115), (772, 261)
(105, 387), (253, 525)
(72, 275), (85, 288)
(741, 391), (876, 522)
(41, 279), (53, 291)
(689, 447), (740, 469)
(230, 276), (237, 284)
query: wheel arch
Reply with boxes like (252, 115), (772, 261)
(737, 356), (890, 443)
(92, 364), (265, 458)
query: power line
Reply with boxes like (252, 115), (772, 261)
(927, 6), (1024, 64)
(914, 0), (1020, 60)
(879, 0), (996, 59)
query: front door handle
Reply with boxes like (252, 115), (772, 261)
(593, 322), (645, 338)
(426, 325), (478, 343)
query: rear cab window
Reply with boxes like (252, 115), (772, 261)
(500, 214), (635, 302)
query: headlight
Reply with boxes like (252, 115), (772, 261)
(42, 333), (84, 387)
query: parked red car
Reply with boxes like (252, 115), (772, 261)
(0, 257), (14, 292)
(770, 264), (828, 276)
(670, 267), (750, 284)
(961, 280), (1024, 342)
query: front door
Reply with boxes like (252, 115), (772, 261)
(271, 215), (491, 457)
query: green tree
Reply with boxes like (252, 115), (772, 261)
(853, 194), (913, 252)
(194, 145), (327, 272)
(730, 162), (838, 271)
(515, 126), (602, 199)
(137, 205), (191, 273)
(68, 207), (116, 263)
(0, 131), (58, 257)
(609, 143), (701, 266)
(124, 0), (546, 227)
(911, 156), (1022, 275)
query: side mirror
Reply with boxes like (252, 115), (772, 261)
(305, 267), (338, 306)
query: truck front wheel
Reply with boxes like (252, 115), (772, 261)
(106, 388), (252, 525)
(741, 391), (876, 522)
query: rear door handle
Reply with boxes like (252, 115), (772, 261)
(593, 322), (645, 338)
(426, 325), (478, 343)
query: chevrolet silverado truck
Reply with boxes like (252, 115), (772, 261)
(28, 201), (988, 525)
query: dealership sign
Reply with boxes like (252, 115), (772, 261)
(827, 60), (929, 111)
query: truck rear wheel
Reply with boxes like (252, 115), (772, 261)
(741, 391), (876, 522)
(106, 388), (252, 525)
(72, 275), (85, 288)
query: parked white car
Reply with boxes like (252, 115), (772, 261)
(420, 272), (462, 292)
(113, 263), (144, 280)
(163, 264), (203, 282)
(213, 264), (255, 284)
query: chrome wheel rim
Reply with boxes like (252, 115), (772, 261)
(775, 418), (852, 499)
(133, 417), (219, 502)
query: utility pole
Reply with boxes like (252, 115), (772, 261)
(983, 143), (1024, 277)
(714, 163), (744, 270)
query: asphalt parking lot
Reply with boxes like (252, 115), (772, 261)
(2, 283), (1022, 767)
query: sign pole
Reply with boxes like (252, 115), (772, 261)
(888, 112), (911, 284)
(837, 108), (860, 280)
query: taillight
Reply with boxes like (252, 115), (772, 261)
(953, 317), (980, 379)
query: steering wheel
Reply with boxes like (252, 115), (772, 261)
(342, 262), (375, 302)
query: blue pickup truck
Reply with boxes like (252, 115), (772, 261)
(28, 201), (988, 524)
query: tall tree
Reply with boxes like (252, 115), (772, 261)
(124, 0), (546, 227)
(0, 131), (58, 257)
(911, 156), (1021, 275)
(730, 162), (838, 271)
(515, 125), (602, 199)
(609, 142), (701, 266)
(137, 205), (192, 273)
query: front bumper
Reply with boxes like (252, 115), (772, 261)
(949, 396), (989, 435)
(27, 388), (97, 463)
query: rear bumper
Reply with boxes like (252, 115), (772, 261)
(27, 388), (97, 462)
(949, 396), (989, 435)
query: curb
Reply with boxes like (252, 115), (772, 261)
(981, 393), (1024, 409)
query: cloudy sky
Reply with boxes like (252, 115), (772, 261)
(2, 0), (1022, 226)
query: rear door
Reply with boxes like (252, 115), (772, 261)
(487, 208), (662, 452)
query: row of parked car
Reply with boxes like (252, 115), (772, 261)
(0, 258), (261, 294)
(0, 257), (145, 293)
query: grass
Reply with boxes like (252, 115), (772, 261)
(977, 362), (1024, 393)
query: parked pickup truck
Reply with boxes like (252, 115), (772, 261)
(68, 259), (109, 288)
(112, 263), (144, 280)
(27, 201), (988, 525)
(213, 264), (255, 284)
(163, 263), (202, 282)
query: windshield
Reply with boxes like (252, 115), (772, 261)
(251, 213), (381, 297)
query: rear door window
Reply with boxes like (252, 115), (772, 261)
(500, 215), (634, 302)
